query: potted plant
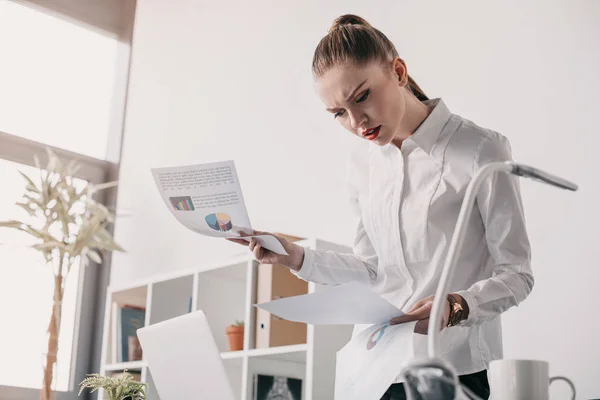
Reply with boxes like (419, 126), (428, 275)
(0, 148), (124, 400)
(78, 369), (147, 400)
(226, 320), (245, 351)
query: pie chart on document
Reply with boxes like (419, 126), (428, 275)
(205, 212), (233, 232)
(366, 324), (389, 350)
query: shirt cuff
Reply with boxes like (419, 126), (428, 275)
(454, 290), (478, 327)
(290, 248), (315, 281)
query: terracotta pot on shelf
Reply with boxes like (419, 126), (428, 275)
(226, 323), (244, 351)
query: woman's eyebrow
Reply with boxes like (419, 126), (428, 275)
(345, 79), (368, 101)
(326, 79), (368, 112)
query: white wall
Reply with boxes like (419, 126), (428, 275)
(111, 1), (600, 398)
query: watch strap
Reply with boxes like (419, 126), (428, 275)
(446, 294), (464, 327)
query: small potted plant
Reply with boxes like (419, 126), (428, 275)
(226, 320), (245, 351)
(78, 370), (147, 400)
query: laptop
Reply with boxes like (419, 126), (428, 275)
(136, 310), (237, 400)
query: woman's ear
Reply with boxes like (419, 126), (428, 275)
(393, 57), (408, 87)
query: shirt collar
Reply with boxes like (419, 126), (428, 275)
(407, 98), (451, 155)
(370, 98), (451, 155)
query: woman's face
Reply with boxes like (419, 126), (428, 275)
(315, 58), (409, 146)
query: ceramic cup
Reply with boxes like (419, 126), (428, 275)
(489, 359), (575, 400)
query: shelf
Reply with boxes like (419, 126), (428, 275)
(221, 350), (245, 360)
(220, 344), (308, 363)
(100, 237), (354, 400)
(103, 360), (146, 371)
(105, 346), (307, 370)
(248, 344), (308, 363)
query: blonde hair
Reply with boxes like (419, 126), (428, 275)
(312, 14), (428, 102)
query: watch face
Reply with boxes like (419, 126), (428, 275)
(449, 303), (463, 326)
(453, 309), (463, 325)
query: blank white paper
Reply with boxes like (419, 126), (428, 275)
(255, 281), (403, 325)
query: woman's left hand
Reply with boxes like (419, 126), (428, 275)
(389, 295), (450, 335)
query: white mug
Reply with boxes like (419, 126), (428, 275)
(489, 359), (575, 400)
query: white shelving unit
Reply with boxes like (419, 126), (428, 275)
(98, 238), (354, 400)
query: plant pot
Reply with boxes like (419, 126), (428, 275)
(226, 325), (244, 351)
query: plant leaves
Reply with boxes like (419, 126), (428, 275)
(0, 220), (25, 229)
(86, 249), (102, 264)
(90, 181), (118, 192)
(19, 171), (39, 193)
(45, 147), (61, 174)
(32, 241), (66, 251)
(23, 193), (43, 207)
(92, 228), (125, 251)
(78, 370), (147, 400)
(89, 236), (125, 252)
(3, 148), (124, 270)
(40, 169), (49, 200)
(16, 202), (36, 217)
(70, 214), (102, 257)
(65, 158), (81, 177)
(21, 224), (60, 243)
(42, 250), (54, 263)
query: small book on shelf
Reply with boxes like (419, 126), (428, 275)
(111, 303), (146, 363)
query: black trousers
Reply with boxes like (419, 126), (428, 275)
(380, 369), (490, 400)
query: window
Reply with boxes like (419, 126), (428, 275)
(0, 159), (82, 391)
(0, 1), (119, 160)
(0, 0), (131, 395)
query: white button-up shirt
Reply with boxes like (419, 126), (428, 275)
(295, 98), (533, 380)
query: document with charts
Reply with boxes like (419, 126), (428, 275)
(151, 160), (287, 255)
(335, 321), (417, 400)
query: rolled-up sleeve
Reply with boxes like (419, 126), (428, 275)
(292, 158), (378, 286)
(456, 133), (534, 327)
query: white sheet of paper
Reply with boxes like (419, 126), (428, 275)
(255, 281), (403, 325)
(240, 234), (288, 256)
(335, 321), (418, 400)
(151, 161), (288, 255)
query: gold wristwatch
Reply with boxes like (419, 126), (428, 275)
(446, 294), (464, 327)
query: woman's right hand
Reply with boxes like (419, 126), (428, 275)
(226, 230), (305, 271)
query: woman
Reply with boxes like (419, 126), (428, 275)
(229, 14), (533, 400)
